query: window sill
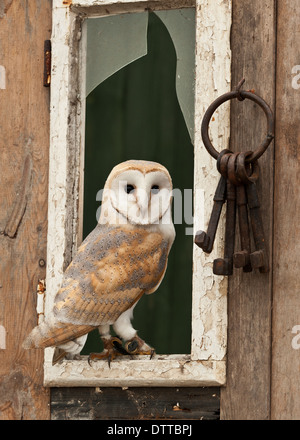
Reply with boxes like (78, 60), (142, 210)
(44, 352), (226, 387)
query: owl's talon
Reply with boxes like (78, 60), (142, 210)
(125, 336), (155, 358)
(88, 354), (95, 367)
(88, 349), (121, 368)
(150, 349), (155, 360)
(88, 336), (127, 367)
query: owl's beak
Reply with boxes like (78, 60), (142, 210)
(136, 189), (149, 221)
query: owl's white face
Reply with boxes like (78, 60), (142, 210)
(100, 161), (174, 227)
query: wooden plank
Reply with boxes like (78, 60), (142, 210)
(51, 387), (220, 420)
(271, 0), (300, 420)
(0, 0), (51, 420)
(220, 0), (276, 419)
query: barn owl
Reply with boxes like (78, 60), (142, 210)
(23, 160), (175, 365)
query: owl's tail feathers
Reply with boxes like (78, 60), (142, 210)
(22, 319), (95, 350)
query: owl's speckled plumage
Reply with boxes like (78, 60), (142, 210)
(54, 225), (169, 328)
(23, 160), (175, 363)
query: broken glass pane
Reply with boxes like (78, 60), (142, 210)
(85, 9), (195, 142)
(86, 13), (148, 97)
(154, 9), (195, 142)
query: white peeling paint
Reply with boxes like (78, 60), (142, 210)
(0, 325), (6, 349)
(191, 0), (231, 363)
(56, 0), (195, 8)
(44, 355), (226, 387)
(193, 188), (205, 233)
(0, 66), (6, 89)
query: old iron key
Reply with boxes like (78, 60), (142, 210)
(232, 152), (254, 272)
(194, 149), (231, 254)
(194, 174), (227, 253)
(213, 179), (236, 276)
(233, 184), (252, 272)
(236, 152), (269, 273)
(246, 181), (269, 273)
(213, 152), (238, 275)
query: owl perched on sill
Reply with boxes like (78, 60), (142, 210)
(23, 160), (175, 365)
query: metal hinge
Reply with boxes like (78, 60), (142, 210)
(43, 40), (51, 87)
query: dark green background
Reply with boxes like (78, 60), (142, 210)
(81, 13), (193, 355)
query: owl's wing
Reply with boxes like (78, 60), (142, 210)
(52, 224), (170, 327)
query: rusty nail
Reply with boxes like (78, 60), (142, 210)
(39, 259), (46, 268)
(235, 77), (246, 101)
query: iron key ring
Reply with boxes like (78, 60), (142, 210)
(201, 83), (274, 163)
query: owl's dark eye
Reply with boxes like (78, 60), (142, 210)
(125, 184), (135, 194)
(151, 185), (160, 194)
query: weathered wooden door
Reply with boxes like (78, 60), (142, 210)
(0, 0), (300, 420)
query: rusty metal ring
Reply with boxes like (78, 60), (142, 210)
(236, 151), (260, 184)
(218, 152), (232, 179)
(227, 152), (243, 186)
(201, 89), (274, 163)
(216, 149), (232, 176)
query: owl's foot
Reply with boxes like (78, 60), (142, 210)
(125, 336), (155, 359)
(88, 336), (128, 368)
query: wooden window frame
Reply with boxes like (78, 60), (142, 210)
(44, 0), (231, 387)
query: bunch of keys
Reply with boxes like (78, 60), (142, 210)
(194, 80), (274, 276)
(195, 150), (268, 275)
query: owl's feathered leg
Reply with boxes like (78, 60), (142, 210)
(53, 334), (88, 365)
(88, 324), (128, 367)
(89, 307), (155, 365)
(113, 307), (155, 358)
